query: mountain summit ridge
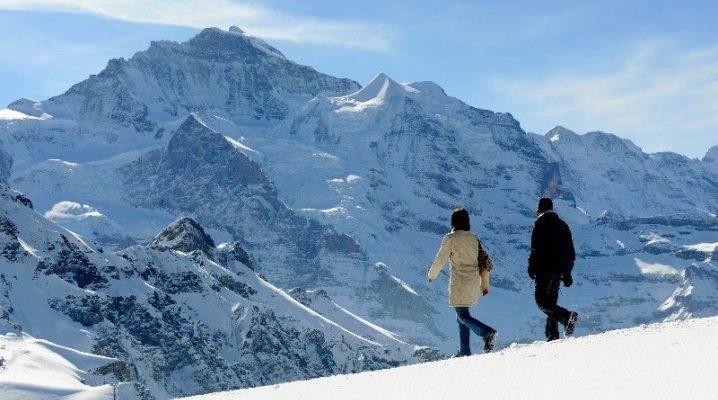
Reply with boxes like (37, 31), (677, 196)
(346, 72), (416, 104)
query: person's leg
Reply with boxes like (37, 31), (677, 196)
(456, 309), (471, 356)
(535, 275), (570, 339)
(545, 315), (559, 341)
(548, 276), (572, 326)
(455, 307), (495, 339)
(546, 276), (562, 340)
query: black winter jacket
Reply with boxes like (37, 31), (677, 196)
(528, 211), (576, 278)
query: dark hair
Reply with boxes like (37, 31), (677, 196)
(451, 207), (470, 231)
(537, 197), (553, 214)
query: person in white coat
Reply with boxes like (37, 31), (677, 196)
(428, 208), (497, 355)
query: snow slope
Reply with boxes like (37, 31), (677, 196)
(0, 333), (140, 400)
(181, 316), (718, 400)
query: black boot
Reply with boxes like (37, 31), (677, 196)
(565, 311), (578, 337)
(483, 331), (497, 353)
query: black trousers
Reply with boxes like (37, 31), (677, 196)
(534, 274), (570, 340)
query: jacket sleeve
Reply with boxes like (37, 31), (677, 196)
(528, 223), (538, 277)
(428, 235), (451, 281)
(562, 220), (576, 275)
(480, 268), (490, 291)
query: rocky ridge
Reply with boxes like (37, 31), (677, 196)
(0, 184), (417, 399)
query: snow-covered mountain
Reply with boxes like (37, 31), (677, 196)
(1, 25), (718, 399)
(230, 70), (718, 344)
(0, 185), (420, 399)
(0, 26), (358, 171)
(540, 126), (718, 217)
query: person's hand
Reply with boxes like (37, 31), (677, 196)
(482, 287), (489, 296)
(563, 274), (573, 287)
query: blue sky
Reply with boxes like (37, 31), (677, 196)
(1, 0), (716, 158)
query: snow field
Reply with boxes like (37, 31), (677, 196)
(0, 333), (119, 400)
(180, 317), (718, 400)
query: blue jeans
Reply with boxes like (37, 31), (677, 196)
(455, 307), (495, 355)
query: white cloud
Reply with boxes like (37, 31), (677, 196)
(634, 257), (680, 276)
(488, 39), (718, 158)
(0, 0), (396, 51)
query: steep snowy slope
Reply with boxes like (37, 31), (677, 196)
(182, 317), (718, 400)
(0, 333), (139, 400)
(0, 185), (421, 399)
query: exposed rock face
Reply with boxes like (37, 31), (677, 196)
(703, 146), (718, 164)
(122, 115), (366, 287)
(659, 265), (718, 320)
(0, 148), (11, 183)
(150, 217), (216, 255)
(124, 114), (280, 214)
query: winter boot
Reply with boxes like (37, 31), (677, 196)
(483, 331), (497, 353)
(565, 311), (578, 337)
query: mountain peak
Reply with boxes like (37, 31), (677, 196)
(178, 113), (209, 132)
(546, 126), (578, 142)
(188, 26), (286, 60)
(372, 72), (391, 82)
(149, 217), (216, 254)
(163, 113), (272, 188)
(7, 98), (45, 118)
(703, 146), (718, 164)
(229, 25), (245, 34)
(347, 72), (416, 104)
(406, 81), (447, 97)
(166, 114), (214, 147)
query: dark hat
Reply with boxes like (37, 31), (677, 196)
(537, 197), (553, 214)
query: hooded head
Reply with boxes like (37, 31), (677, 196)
(451, 207), (470, 231)
(537, 197), (553, 214)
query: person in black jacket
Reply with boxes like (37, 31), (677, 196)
(528, 197), (578, 341)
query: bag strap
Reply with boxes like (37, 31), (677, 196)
(477, 238), (484, 269)
(477, 237), (492, 273)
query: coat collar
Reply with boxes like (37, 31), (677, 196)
(536, 210), (556, 220)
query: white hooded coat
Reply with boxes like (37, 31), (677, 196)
(427, 230), (490, 307)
